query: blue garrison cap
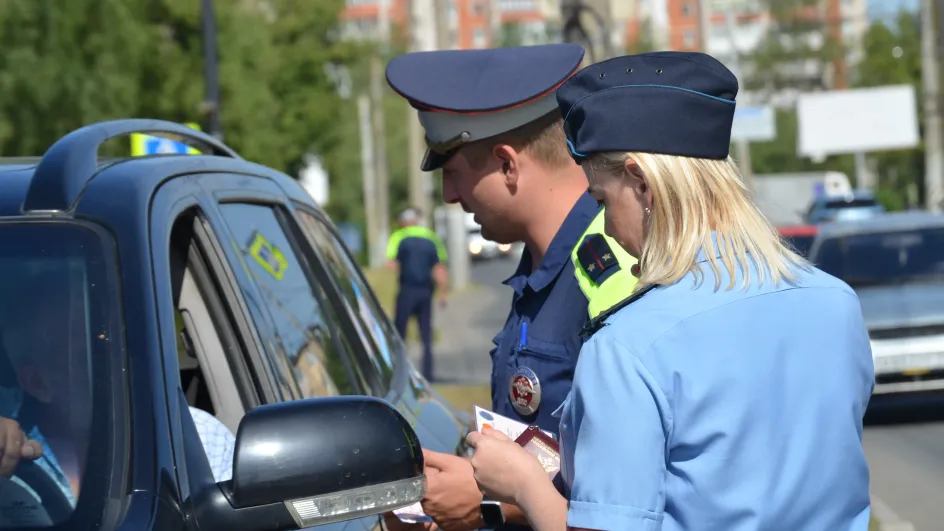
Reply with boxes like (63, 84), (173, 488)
(557, 51), (739, 162)
(386, 43), (586, 171)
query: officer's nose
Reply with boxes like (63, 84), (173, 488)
(441, 176), (460, 204)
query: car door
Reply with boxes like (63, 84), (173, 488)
(195, 172), (381, 531)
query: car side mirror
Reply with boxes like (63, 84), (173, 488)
(190, 396), (426, 531)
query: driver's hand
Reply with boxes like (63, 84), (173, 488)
(0, 417), (43, 478)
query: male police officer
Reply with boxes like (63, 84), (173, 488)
(383, 44), (638, 531)
(386, 208), (449, 382)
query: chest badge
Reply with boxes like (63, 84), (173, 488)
(510, 366), (542, 416)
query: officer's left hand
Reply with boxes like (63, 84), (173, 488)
(466, 428), (549, 506)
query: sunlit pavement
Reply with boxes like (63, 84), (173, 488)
(864, 394), (944, 530)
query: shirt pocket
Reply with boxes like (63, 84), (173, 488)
(510, 332), (578, 421)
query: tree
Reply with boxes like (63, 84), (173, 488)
(745, 0), (848, 100)
(853, 11), (922, 210)
(497, 22), (525, 48)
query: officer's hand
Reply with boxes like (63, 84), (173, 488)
(0, 417), (43, 478)
(420, 449), (483, 531)
(437, 294), (448, 309)
(467, 428), (546, 506)
(382, 512), (438, 531)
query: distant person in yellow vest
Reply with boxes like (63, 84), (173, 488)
(386, 208), (449, 381)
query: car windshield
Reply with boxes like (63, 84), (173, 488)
(813, 227), (944, 286)
(0, 223), (118, 529)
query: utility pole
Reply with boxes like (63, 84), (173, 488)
(358, 95), (382, 268)
(369, 0), (392, 261)
(719, 3), (755, 192)
(407, 0), (432, 226)
(369, 54), (391, 259)
(201, 0), (223, 140)
(697, 0), (711, 52)
(433, 0), (470, 291)
(922, 0), (944, 211)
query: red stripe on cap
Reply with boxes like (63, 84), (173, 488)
(394, 62), (582, 116)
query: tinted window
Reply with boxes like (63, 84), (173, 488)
(217, 204), (364, 399)
(295, 211), (398, 394)
(824, 198), (878, 209)
(813, 228), (944, 286)
(0, 223), (119, 528)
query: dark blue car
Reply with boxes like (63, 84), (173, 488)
(0, 120), (468, 531)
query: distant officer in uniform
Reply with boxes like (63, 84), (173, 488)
(383, 44), (638, 531)
(387, 207), (449, 382)
(466, 52), (874, 531)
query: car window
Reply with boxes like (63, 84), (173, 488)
(217, 203), (367, 399)
(0, 223), (119, 528)
(824, 198), (877, 209)
(295, 211), (398, 394)
(813, 227), (944, 286)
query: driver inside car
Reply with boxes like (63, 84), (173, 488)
(0, 269), (91, 506)
(0, 268), (237, 508)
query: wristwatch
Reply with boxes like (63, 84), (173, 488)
(480, 500), (505, 527)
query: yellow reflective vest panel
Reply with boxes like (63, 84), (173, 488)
(570, 209), (639, 319)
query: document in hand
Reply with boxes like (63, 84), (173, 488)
(393, 501), (432, 524)
(394, 406), (558, 523)
(473, 406), (555, 440)
(514, 426), (561, 480)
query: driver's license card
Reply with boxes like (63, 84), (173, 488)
(474, 405), (555, 440)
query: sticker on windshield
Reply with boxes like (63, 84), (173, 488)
(247, 232), (289, 280)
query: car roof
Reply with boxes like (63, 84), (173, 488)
(0, 120), (317, 218)
(814, 189), (876, 204)
(816, 211), (944, 239)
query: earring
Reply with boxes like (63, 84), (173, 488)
(644, 207), (651, 216)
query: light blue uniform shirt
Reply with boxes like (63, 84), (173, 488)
(556, 244), (875, 531)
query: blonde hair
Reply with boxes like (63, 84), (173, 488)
(589, 151), (809, 291)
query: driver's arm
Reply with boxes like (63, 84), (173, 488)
(0, 417), (43, 477)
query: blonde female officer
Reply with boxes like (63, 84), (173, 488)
(465, 51), (875, 531)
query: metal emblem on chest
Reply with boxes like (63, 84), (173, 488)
(510, 366), (542, 416)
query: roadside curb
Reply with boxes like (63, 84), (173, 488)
(872, 494), (916, 531)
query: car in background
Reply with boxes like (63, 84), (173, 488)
(467, 226), (517, 261)
(778, 224), (818, 258)
(808, 211), (944, 396)
(804, 190), (885, 225)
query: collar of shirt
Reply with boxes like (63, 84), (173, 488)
(503, 192), (600, 296)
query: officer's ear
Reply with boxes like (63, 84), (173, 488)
(492, 144), (520, 187)
(624, 158), (653, 210)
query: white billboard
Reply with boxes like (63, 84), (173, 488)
(732, 105), (776, 142)
(797, 85), (920, 159)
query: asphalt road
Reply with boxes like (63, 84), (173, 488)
(863, 394), (944, 530)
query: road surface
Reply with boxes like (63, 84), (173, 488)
(864, 394), (944, 530)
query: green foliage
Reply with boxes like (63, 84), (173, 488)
(0, 0), (359, 195)
(497, 23), (525, 48)
(627, 19), (655, 54)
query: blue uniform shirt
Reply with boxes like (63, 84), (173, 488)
(491, 193), (599, 434)
(557, 239), (874, 531)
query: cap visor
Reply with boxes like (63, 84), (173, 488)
(421, 149), (451, 172)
